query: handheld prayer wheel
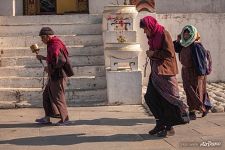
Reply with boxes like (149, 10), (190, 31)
(30, 44), (44, 67)
(30, 44), (45, 89)
(30, 44), (40, 54)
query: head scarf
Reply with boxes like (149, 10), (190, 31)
(47, 36), (68, 63)
(180, 25), (199, 47)
(140, 16), (165, 50)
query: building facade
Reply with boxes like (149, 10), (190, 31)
(0, 0), (225, 82)
(0, 0), (155, 16)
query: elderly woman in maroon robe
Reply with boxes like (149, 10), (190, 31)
(140, 16), (189, 137)
(35, 27), (70, 126)
(174, 25), (212, 120)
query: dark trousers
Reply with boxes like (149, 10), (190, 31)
(43, 78), (69, 122)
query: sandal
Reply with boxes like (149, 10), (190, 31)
(55, 120), (71, 126)
(35, 117), (52, 124)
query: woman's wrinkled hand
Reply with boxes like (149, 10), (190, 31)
(177, 34), (181, 42)
(44, 66), (49, 73)
(146, 50), (154, 58)
(36, 55), (45, 60)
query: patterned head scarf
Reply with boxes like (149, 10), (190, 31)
(140, 16), (165, 50)
(180, 25), (199, 47)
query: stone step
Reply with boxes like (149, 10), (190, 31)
(0, 14), (102, 25)
(0, 66), (106, 77)
(0, 55), (105, 67)
(0, 88), (107, 107)
(0, 35), (103, 47)
(0, 76), (106, 89)
(0, 45), (104, 57)
(0, 14), (107, 107)
(0, 24), (102, 36)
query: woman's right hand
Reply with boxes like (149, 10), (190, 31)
(177, 34), (181, 42)
(36, 55), (45, 60)
(146, 50), (154, 58)
(44, 66), (49, 73)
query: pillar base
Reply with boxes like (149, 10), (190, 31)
(106, 70), (142, 105)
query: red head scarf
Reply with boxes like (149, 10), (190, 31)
(141, 16), (165, 50)
(47, 36), (68, 63)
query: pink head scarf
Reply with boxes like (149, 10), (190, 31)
(140, 16), (165, 50)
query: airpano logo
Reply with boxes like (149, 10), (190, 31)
(180, 140), (222, 148)
(200, 140), (222, 147)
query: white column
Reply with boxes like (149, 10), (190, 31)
(0, 0), (23, 16)
(12, 0), (16, 16)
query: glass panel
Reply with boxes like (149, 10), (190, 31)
(40, 0), (56, 13)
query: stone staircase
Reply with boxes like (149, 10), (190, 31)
(0, 14), (107, 108)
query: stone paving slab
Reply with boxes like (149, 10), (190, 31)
(179, 82), (225, 112)
(0, 106), (224, 150)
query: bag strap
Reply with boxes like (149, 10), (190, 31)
(60, 48), (69, 62)
(206, 50), (212, 74)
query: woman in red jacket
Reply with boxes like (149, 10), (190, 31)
(35, 27), (71, 126)
(140, 16), (189, 137)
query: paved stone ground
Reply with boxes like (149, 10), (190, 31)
(0, 106), (224, 150)
(178, 82), (225, 113)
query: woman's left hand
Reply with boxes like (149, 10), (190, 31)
(146, 50), (154, 58)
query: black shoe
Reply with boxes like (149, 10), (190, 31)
(189, 112), (196, 120)
(157, 129), (167, 137)
(157, 126), (175, 137)
(149, 120), (166, 135)
(149, 121), (165, 135)
(149, 126), (165, 135)
(181, 112), (190, 123)
(202, 106), (211, 117)
(202, 110), (209, 117)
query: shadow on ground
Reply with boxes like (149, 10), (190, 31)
(0, 133), (162, 146)
(0, 118), (155, 128)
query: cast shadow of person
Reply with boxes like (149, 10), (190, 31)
(0, 118), (155, 128)
(0, 133), (162, 146)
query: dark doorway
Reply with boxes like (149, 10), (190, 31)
(39, 0), (56, 14)
(24, 0), (89, 15)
